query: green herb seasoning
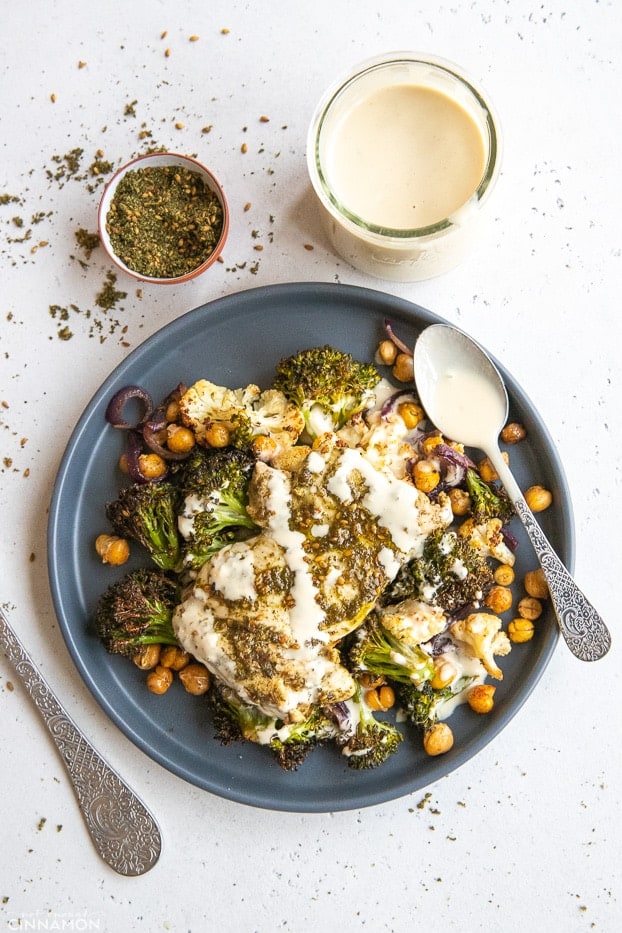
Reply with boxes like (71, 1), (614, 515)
(105, 165), (224, 278)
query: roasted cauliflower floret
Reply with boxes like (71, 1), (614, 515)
(179, 379), (304, 452)
(377, 598), (448, 647)
(457, 517), (516, 567)
(449, 611), (512, 679)
(173, 534), (356, 722)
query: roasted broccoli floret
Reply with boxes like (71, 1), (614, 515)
(105, 481), (182, 571)
(209, 682), (274, 744)
(465, 467), (515, 525)
(174, 445), (258, 571)
(269, 707), (339, 771)
(338, 682), (403, 770)
(94, 568), (180, 658)
(349, 614), (437, 686)
(381, 527), (494, 614)
(396, 678), (471, 732)
(273, 345), (381, 438)
(209, 683), (336, 770)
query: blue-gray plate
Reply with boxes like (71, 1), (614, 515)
(47, 282), (574, 812)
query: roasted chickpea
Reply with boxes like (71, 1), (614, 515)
(251, 434), (279, 460)
(365, 684), (395, 711)
(392, 352), (414, 383)
(376, 339), (398, 366)
(159, 645), (190, 670)
(132, 644), (161, 670)
(165, 399), (181, 422)
(178, 662), (211, 695)
(467, 684), (496, 714)
(204, 422), (231, 448)
(524, 485), (552, 512)
(524, 568), (549, 600)
(420, 434), (443, 456)
(412, 459), (441, 493)
(397, 401), (424, 429)
(478, 452), (509, 483)
(508, 617), (535, 643)
(485, 585), (513, 615)
(501, 422), (527, 445)
(138, 452), (168, 480)
(517, 596), (543, 621)
(358, 672), (385, 689)
(146, 665), (174, 695)
(493, 564), (515, 586)
(166, 423), (195, 453)
(95, 533), (130, 566)
(423, 722), (454, 756)
(449, 487), (471, 516)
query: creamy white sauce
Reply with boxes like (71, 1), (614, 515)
(436, 652), (486, 720)
(306, 450), (327, 474)
(262, 466), (328, 644)
(207, 541), (257, 602)
(326, 446), (428, 557)
(429, 367), (506, 445)
(325, 83), (486, 229)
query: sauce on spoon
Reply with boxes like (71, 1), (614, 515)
(413, 323), (611, 662)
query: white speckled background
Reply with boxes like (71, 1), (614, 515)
(1, 1), (620, 930)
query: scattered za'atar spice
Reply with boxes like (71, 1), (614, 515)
(95, 271), (127, 310)
(74, 227), (100, 259)
(105, 164), (224, 278)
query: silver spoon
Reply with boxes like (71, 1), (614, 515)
(413, 323), (611, 662)
(0, 605), (162, 874)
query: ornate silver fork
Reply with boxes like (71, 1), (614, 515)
(0, 606), (161, 875)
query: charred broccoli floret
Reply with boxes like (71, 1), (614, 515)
(381, 527), (494, 614)
(273, 345), (381, 438)
(338, 682), (403, 770)
(94, 568), (180, 658)
(395, 678), (471, 732)
(105, 481), (182, 571)
(349, 614), (437, 686)
(209, 682), (274, 744)
(209, 683), (336, 770)
(465, 467), (515, 525)
(174, 445), (258, 570)
(269, 707), (339, 771)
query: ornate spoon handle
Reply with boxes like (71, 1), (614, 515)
(512, 499), (611, 661)
(0, 607), (161, 875)
(487, 449), (612, 662)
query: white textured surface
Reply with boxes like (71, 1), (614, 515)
(1, 2), (620, 931)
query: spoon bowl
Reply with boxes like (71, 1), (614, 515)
(414, 323), (611, 662)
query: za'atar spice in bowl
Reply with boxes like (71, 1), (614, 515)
(98, 152), (229, 284)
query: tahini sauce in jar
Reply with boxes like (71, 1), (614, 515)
(307, 54), (501, 281)
(324, 84), (487, 230)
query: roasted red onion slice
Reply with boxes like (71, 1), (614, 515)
(105, 385), (154, 429)
(383, 319), (412, 356)
(380, 388), (420, 419)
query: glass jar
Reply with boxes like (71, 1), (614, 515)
(306, 53), (501, 281)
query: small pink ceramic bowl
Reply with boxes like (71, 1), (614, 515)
(98, 152), (229, 284)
